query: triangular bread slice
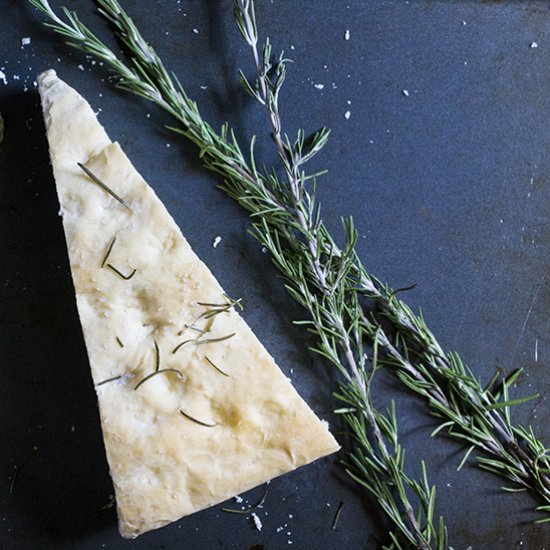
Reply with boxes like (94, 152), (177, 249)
(37, 69), (339, 539)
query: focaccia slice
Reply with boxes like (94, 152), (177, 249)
(38, 69), (339, 539)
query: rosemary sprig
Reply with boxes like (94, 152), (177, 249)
(77, 162), (130, 208)
(29, 0), (550, 545)
(115, 336), (124, 348)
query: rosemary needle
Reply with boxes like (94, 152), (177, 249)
(204, 356), (230, 377)
(115, 336), (125, 348)
(101, 236), (117, 268)
(172, 333), (236, 354)
(77, 162), (130, 209)
(179, 410), (217, 428)
(134, 368), (184, 390)
(96, 375), (123, 386)
(221, 487), (268, 514)
(9, 463), (24, 495)
(153, 338), (160, 371)
(331, 501), (344, 530)
(106, 263), (137, 280)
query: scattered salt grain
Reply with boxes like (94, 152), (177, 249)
(21, 37), (31, 47)
(402, 89), (409, 97)
(344, 30), (350, 41)
(78, 64), (85, 71)
(251, 512), (263, 531)
(234, 495), (243, 503)
(0, 71), (7, 85)
(344, 111), (351, 120)
(193, 28), (199, 34)
(531, 42), (538, 49)
(213, 236), (222, 248)
(314, 83), (324, 90)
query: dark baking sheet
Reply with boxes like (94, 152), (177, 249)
(2, 1), (550, 548)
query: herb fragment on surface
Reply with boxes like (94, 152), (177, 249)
(77, 162), (130, 208)
(204, 356), (230, 377)
(101, 236), (117, 268)
(331, 501), (344, 530)
(221, 486), (268, 514)
(172, 332), (236, 354)
(178, 296), (242, 335)
(106, 263), (136, 280)
(134, 368), (184, 390)
(9, 463), (24, 495)
(179, 409), (217, 428)
(115, 336), (125, 348)
(96, 375), (123, 386)
(153, 338), (160, 371)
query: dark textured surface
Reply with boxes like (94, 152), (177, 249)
(1, 1), (550, 548)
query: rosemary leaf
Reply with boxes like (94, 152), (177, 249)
(204, 356), (230, 377)
(331, 501), (344, 530)
(96, 375), (123, 387)
(221, 486), (268, 514)
(134, 368), (184, 391)
(101, 236), (117, 268)
(179, 409), (217, 428)
(77, 162), (130, 209)
(106, 263), (136, 280)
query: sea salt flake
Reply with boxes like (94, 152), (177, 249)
(402, 89), (409, 96)
(213, 236), (222, 248)
(251, 512), (263, 531)
(21, 37), (31, 46)
(531, 42), (538, 49)
(344, 30), (350, 40)
(314, 83), (324, 90)
(344, 110), (351, 119)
